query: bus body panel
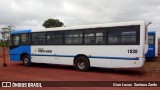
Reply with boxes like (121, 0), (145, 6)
(10, 46), (31, 61)
(31, 45), (142, 68)
(111, 58), (145, 68)
(31, 46), (111, 67)
(107, 45), (143, 68)
(146, 45), (155, 58)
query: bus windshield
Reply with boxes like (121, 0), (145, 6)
(148, 35), (155, 45)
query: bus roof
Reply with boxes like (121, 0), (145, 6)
(11, 21), (145, 34)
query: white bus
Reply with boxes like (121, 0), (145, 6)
(9, 21), (148, 71)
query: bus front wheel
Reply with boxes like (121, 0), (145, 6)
(75, 56), (90, 71)
(22, 55), (31, 67)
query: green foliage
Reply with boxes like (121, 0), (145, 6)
(0, 41), (8, 47)
(0, 25), (14, 47)
(1, 25), (14, 41)
(42, 18), (64, 28)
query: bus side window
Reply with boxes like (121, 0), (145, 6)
(54, 32), (63, 45)
(65, 31), (82, 44)
(121, 30), (137, 45)
(108, 28), (121, 45)
(32, 33), (46, 45)
(84, 30), (95, 44)
(84, 29), (106, 45)
(108, 26), (140, 45)
(96, 31), (105, 44)
(21, 34), (30, 45)
(47, 32), (55, 44)
(13, 35), (20, 46)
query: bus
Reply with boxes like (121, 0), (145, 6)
(9, 21), (148, 71)
(145, 31), (158, 58)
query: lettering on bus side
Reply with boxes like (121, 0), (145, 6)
(127, 49), (138, 54)
(38, 48), (52, 53)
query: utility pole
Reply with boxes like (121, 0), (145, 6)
(3, 47), (7, 67)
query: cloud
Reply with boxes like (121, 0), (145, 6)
(0, 0), (160, 32)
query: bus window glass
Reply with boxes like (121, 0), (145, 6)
(148, 35), (154, 45)
(39, 33), (45, 44)
(121, 31), (136, 44)
(21, 34), (30, 45)
(13, 35), (20, 46)
(54, 32), (63, 44)
(96, 31), (105, 44)
(65, 31), (82, 44)
(84, 30), (95, 44)
(32, 33), (45, 45)
(47, 32), (55, 44)
(108, 26), (140, 45)
(108, 30), (121, 44)
(84, 29), (106, 44)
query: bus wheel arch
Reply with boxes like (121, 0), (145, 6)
(74, 54), (90, 71)
(20, 53), (31, 67)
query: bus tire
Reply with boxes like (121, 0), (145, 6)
(75, 56), (90, 71)
(22, 55), (31, 67)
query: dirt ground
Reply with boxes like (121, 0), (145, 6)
(0, 47), (160, 90)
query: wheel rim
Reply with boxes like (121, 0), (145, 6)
(78, 59), (86, 69)
(24, 58), (29, 64)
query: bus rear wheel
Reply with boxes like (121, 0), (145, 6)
(75, 56), (90, 71)
(22, 55), (31, 67)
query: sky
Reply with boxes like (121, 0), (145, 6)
(0, 0), (160, 35)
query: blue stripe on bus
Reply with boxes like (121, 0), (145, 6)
(31, 54), (139, 60)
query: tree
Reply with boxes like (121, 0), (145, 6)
(42, 18), (64, 28)
(0, 25), (15, 46)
